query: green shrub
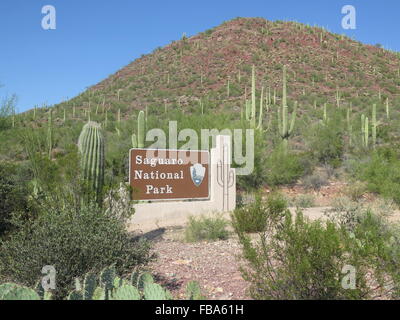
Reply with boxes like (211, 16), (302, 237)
(265, 148), (304, 186)
(306, 119), (344, 166)
(184, 215), (229, 242)
(302, 171), (328, 190)
(0, 202), (154, 299)
(0, 162), (33, 238)
(354, 148), (400, 204)
(237, 133), (268, 191)
(237, 206), (400, 299)
(231, 193), (287, 233)
(291, 194), (316, 208)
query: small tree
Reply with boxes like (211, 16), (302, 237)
(0, 93), (17, 131)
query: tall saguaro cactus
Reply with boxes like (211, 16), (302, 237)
(47, 110), (53, 159)
(347, 105), (352, 146)
(251, 65), (256, 127)
(361, 115), (369, 148)
(278, 65), (297, 152)
(131, 111), (145, 148)
(78, 121), (105, 201)
(385, 98), (390, 120)
(372, 104), (377, 148)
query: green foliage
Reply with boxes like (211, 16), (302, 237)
(0, 283), (40, 300)
(354, 148), (400, 204)
(0, 162), (33, 238)
(236, 206), (400, 299)
(184, 214), (229, 242)
(302, 171), (329, 190)
(185, 281), (205, 300)
(61, 267), (200, 300)
(0, 202), (154, 299)
(291, 194), (316, 208)
(306, 115), (344, 166)
(0, 94), (17, 131)
(277, 66), (297, 151)
(264, 147), (304, 186)
(232, 192), (287, 233)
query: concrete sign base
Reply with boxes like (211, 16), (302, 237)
(128, 135), (236, 231)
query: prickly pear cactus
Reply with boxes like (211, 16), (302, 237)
(100, 265), (116, 299)
(0, 283), (18, 299)
(0, 283), (40, 300)
(83, 272), (97, 300)
(143, 283), (169, 300)
(111, 284), (141, 300)
(67, 290), (83, 300)
(137, 272), (154, 290)
(92, 287), (106, 300)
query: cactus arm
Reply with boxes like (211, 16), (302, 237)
(131, 133), (137, 148)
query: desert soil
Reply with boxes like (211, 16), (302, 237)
(141, 181), (400, 300)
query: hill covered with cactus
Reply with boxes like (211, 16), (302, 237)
(40, 17), (400, 120)
(1, 17), (400, 197)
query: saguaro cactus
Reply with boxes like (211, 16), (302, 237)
(372, 104), (377, 148)
(335, 87), (341, 108)
(278, 65), (297, 151)
(361, 115), (369, 148)
(323, 103), (328, 124)
(385, 98), (390, 120)
(131, 111), (145, 148)
(47, 110), (53, 159)
(251, 65), (256, 127)
(78, 121), (105, 201)
(256, 87), (264, 131)
(347, 105), (352, 146)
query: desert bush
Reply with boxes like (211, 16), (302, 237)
(291, 194), (316, 208)
(231, 193), (287, 233)
(354, 148), (400, 204)
(237, 207), (400, 300)
(237, 133), (268, 191)
(302, 171), (328, 190)
(306, 119), (344, 166)
(0, 94), (17, 131)
(325, 196), (366, 232)
(264, 148), (304, 186)
(0, 202), (154, 299)
(345, 181), (368, 201)
(0, 162), (33, 238)
(184, 214), (229, 242)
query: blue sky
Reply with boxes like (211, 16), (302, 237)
(1, 0), (399, 113)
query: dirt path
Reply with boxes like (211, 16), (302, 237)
(148, 229), (250, 300)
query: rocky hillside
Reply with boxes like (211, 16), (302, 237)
(42, 17), (400, 121)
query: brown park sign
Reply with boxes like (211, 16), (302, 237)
(129, 149), (209, 201)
